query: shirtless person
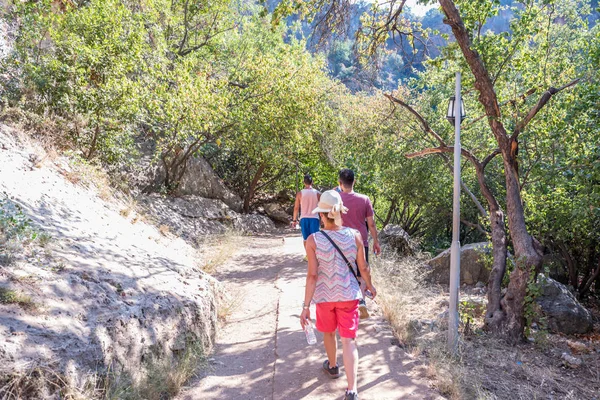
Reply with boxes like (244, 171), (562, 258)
(292, 174), (321, 258)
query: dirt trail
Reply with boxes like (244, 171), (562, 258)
(177, 234), (441, 400)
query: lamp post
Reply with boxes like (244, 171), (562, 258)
(446, 72), (466, 354)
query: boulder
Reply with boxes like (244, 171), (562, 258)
(379, 224), (414, 256)
(263, 202), (290, 224)
(427, 242), (491, 285)
(233, 213), (276, 232)
(178, 157), (243, 212)
(536, 275), (593, 335)
(138, 194), (275, 244)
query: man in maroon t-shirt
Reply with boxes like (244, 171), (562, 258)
(337, 169), (381, 260)
(337, 169), (380, 319)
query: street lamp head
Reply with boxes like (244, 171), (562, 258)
(446, 96), (466, 126)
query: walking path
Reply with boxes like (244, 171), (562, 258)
(177, 234), (441, 400)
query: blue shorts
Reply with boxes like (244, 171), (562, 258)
(300, 218), (320, 240)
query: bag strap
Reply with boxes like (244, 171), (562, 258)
(320, 230), (360, 283)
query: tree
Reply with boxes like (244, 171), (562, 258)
(275, 0), (592, 341)
(8, 0), (146, 163)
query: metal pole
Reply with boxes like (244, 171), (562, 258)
(448, 72), (462, 354)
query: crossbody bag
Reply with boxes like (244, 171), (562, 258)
(319, 230), (361, 282)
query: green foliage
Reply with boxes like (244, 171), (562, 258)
(0, 287), (35, 309)
(8, 0), (146, 164)
(524, 271), (548, 340)
(3, 0), (599, 302)
(0, 195), (38, 243)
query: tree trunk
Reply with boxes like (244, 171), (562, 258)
(382, 197), (398, 229)
(558, 242), (578, 288)
(86, 124), (100, 160)
(469, 163), (509, 332)
(484, 207), (508, 330)
(499, 158), (543, 343)
(243, 162), (266, 213)
(579, 258), (600, 298)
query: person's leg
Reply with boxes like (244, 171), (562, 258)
(341, 336), (358, 392)
(300, 219), (309, 248)
(323, 331), (338, 367)
(316, 302), (339, 371)
(336, 300), (360, 393)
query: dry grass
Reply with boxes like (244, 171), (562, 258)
(196, 230), (240, 275)
(215, 285), (243, 323)
(0, 339), (208, 400)
(0, 365), (90, 400)
(0, 287), (36, 310)
(159, 224), (170, 236)
(119, 198), (138, 218)
(371, 253), (469, 398)
(372, 252), (600, 400)
(106, 338), (207, 400)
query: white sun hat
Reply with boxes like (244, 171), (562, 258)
(311, 190), (348, 227)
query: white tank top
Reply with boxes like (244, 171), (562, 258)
(300, 188), (319, 219)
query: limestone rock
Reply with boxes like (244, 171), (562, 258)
(536, 275), (593, 335)
(139, 194), (275, 243)
(263, 202), (290, 224)
(177, 157), (243, 212)
(427, 242), (491, 285)
(135, 149), (243, 212)
(561, 352), (583, 368)
(0, 125), (221, 393)
(379, 225), (414, 256)
(234, 213), (276, 232)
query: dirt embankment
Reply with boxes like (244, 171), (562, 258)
(0, 125), (219, 398)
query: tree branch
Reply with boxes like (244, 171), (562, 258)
(461, 218), (488, 235)
(463, 87), (538, 130)
(513, 78), (581, 139)
(482, 149), (501, 169)
(384, 93), (446, 147)
(406, 146), (481, 166)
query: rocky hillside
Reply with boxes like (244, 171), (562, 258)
(0, 124), (257, 398)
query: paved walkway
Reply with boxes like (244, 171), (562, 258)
(177, 234), (441, 400)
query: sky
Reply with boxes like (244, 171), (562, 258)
(405, 0), (437, 17)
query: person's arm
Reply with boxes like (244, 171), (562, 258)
(366, 215), (381, 255)
(291, 191), (301, 227)
(355, 232), (376, 298)
(300, 235), (319, 328)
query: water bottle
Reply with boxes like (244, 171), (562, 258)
(304, 320), (317, 345)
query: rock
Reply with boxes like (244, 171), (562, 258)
(139, 194), (274, 244)
(177, 157), (243, 212)
(136, 149), (243, 212)
(561, 352), (582, 368)
(536, 275), (593, 335)
(263, 203), (290, 224)
(436, 310), (449, 330)
(234, 213), (275, 233)
(426, 242), (491, 286)
(408, 319), (437, 335)
(379, 225), (414, 256)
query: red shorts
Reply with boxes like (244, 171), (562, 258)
(315, 300), (359, 338)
